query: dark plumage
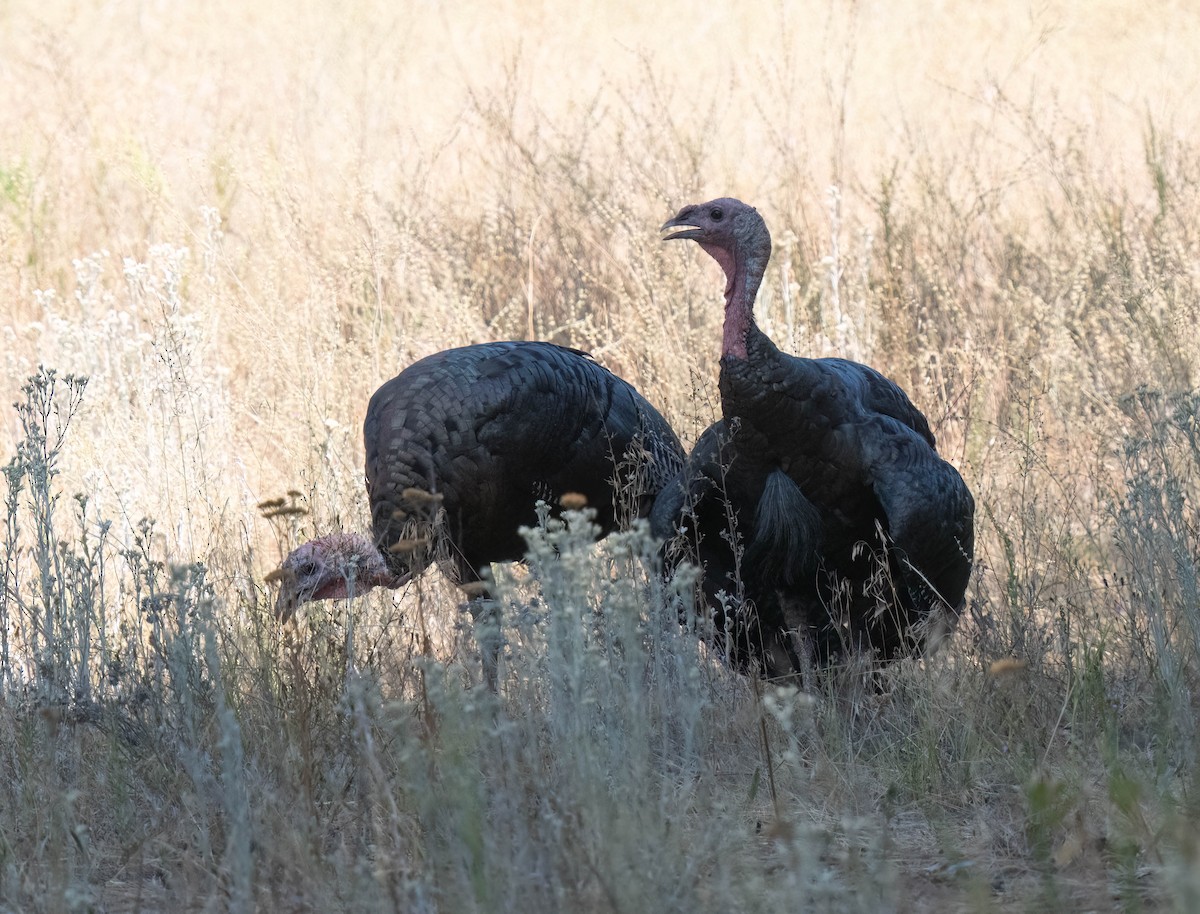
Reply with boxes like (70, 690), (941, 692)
(273, 341), (685, 686)
(652, 198), (975, 679)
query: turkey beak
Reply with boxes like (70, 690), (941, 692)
(265, 566), (300, 623)
(661, 217), (701, 242)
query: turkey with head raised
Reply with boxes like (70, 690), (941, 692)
(272, 340), (685, 689)
(652, 198), (974, 681)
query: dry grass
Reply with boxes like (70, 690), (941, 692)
(3, 0), (1200, 910)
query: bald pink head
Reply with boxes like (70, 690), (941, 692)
(269, 532), (407, 621)
(662, 197), (772, 360)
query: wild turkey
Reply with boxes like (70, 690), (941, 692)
(272, 340), (685, 688)
(652, 198), (974, 680)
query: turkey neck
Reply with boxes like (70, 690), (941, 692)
(706, 235), (770, 363)
(345, 533), (409, 590)
(712, 228), (793, 444)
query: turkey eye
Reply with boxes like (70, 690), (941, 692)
(297, 561), (317, 577)
(711, 207), (724, 221)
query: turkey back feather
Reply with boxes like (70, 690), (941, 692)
(365, 341), (684, 584)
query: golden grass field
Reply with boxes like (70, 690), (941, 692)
(4, 0), (1200, 910)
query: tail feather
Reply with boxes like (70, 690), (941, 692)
(745, 469), (821, 587)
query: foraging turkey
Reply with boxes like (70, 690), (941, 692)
(272, 341), (685, 688)
(652, 198), (974, 680)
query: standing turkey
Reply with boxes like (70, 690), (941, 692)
(272, 341), (685, 689)
(652, 198), (974, 680)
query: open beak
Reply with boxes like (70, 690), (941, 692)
(661, 205), (704, 241)
(660, 218), (702, 242)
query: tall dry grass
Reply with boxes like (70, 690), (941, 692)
(3, 0), (1200, 909)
